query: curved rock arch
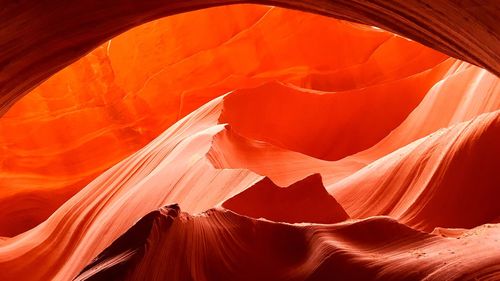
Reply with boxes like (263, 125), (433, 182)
(0, 0), (498, 115)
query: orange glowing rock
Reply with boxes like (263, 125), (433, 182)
(0, 3), (499, 281)
(222, 174), (349, 224)
(0, 5), (448, 236)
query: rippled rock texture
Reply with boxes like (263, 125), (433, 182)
(0, 4), (499, 281)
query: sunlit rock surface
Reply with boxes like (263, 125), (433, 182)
(0, 4), (499, 281)
(0, 5), (448, 236)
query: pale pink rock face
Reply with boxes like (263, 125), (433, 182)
(0, 3), (499, 281)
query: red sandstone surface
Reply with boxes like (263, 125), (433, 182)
(0, 3), (499, 281)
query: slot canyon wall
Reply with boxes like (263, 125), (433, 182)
(0, 2), (499, 281)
